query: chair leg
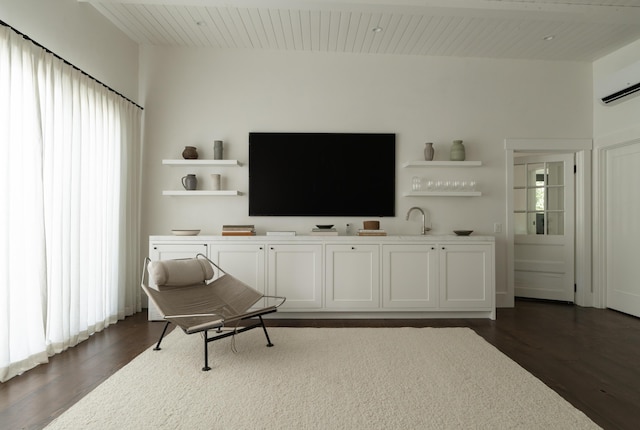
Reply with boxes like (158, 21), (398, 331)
(259, 316), (274, 347)
(154, 321), (171, 351)
(202, 330), (211, 371)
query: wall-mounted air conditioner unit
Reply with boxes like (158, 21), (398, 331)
(596, 60), (640, 105)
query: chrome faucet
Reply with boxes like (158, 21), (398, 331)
(406, 207), (431, 235)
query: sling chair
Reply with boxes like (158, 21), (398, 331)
(140, 253), (286, 371)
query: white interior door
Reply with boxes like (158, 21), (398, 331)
(606, 142), (640, 317)
(514, 154), (575, 302)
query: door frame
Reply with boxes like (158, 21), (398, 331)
(504, 138), (593, 308)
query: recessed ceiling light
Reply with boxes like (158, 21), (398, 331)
(543, 35), (555, 41)
(372, 27), (383, 33)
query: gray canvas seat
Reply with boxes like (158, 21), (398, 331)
(140, 254), (286, 371)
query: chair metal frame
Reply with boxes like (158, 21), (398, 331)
(140, 253), (286, 371)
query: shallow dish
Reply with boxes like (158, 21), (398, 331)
(315, 225), (334, 229)
(453, 230), (473, 236)
(171, 229), (201, 236)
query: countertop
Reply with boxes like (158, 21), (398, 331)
(150, 234), (495, 242)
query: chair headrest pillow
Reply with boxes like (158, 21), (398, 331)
(148, 258), (214, 287)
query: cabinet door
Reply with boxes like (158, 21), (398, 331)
(326, 244), (380, 309)
(268, 244), (322, 310)
(209, 243), (266, 308)
(439, 243), (493, 309)
(147, 243), (209, 321)
(382, 244), (438, 309)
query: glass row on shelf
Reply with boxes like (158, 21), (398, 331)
(411, 177), (477, 192)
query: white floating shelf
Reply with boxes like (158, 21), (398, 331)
(162, 190), (241, 196)
(162, 159), (241, 166)
(402, 161), (482, 167)
(403, 191), (482, 197)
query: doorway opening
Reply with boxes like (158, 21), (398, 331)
(504, 139), (592, 308)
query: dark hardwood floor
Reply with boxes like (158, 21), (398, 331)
(1, 299), (639, 429)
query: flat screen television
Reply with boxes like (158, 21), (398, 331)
(249, 132), (395, 217)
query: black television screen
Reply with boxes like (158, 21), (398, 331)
(249, 132), (395, 217)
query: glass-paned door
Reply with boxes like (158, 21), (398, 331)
(513, 153), (575, 302)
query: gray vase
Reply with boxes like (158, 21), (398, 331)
(450, 140), (465, 161)
(213, 140), (223, 160)
(181, 174), (197, 190)
(424, 142), (434, 161)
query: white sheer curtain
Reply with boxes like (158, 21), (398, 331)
(0, 25), (142, 382)
(0, 26), (49, 382)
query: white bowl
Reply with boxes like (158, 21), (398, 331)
(171, 229), (200, 236)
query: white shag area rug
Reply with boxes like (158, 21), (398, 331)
(46, 327), (600, 430)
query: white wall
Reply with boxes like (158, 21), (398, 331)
(0, 0), (139, 102)
(592, 39), (640, 309)
(139, 46), (592, 303)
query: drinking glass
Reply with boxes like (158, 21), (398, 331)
(426, 180), (435, 191)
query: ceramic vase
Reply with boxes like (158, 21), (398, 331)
(450, 140), (465, 161)
(213, 140), (223, 160)
(182, 146), (198, 159)
(210, 174), (221, 191)
(182, 174), (197, 190)
(424, 142), (434, 161)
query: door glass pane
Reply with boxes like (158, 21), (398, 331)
(547, 187), (564, 211)
(514, 164), (526, 188)
(547, 212), (564, 235)
(527, 212), (545, 235)
(547, 162), (564, 186)
(527, 163), (545, 187)
(527, 188), (545, 211)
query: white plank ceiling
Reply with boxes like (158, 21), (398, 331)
(83, 0), (640, 61)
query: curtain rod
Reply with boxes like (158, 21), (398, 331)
(0, 19), (143, 111)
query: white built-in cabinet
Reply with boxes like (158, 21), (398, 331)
(209, 243), (266, 308)
(325, 244), (380, 309)
(209, 242), (323, 310)
(148, 236), (496, 320)
(382, 244), (438, 309)
(267, 243), (323, 310)
(438, 243), (494, 310)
